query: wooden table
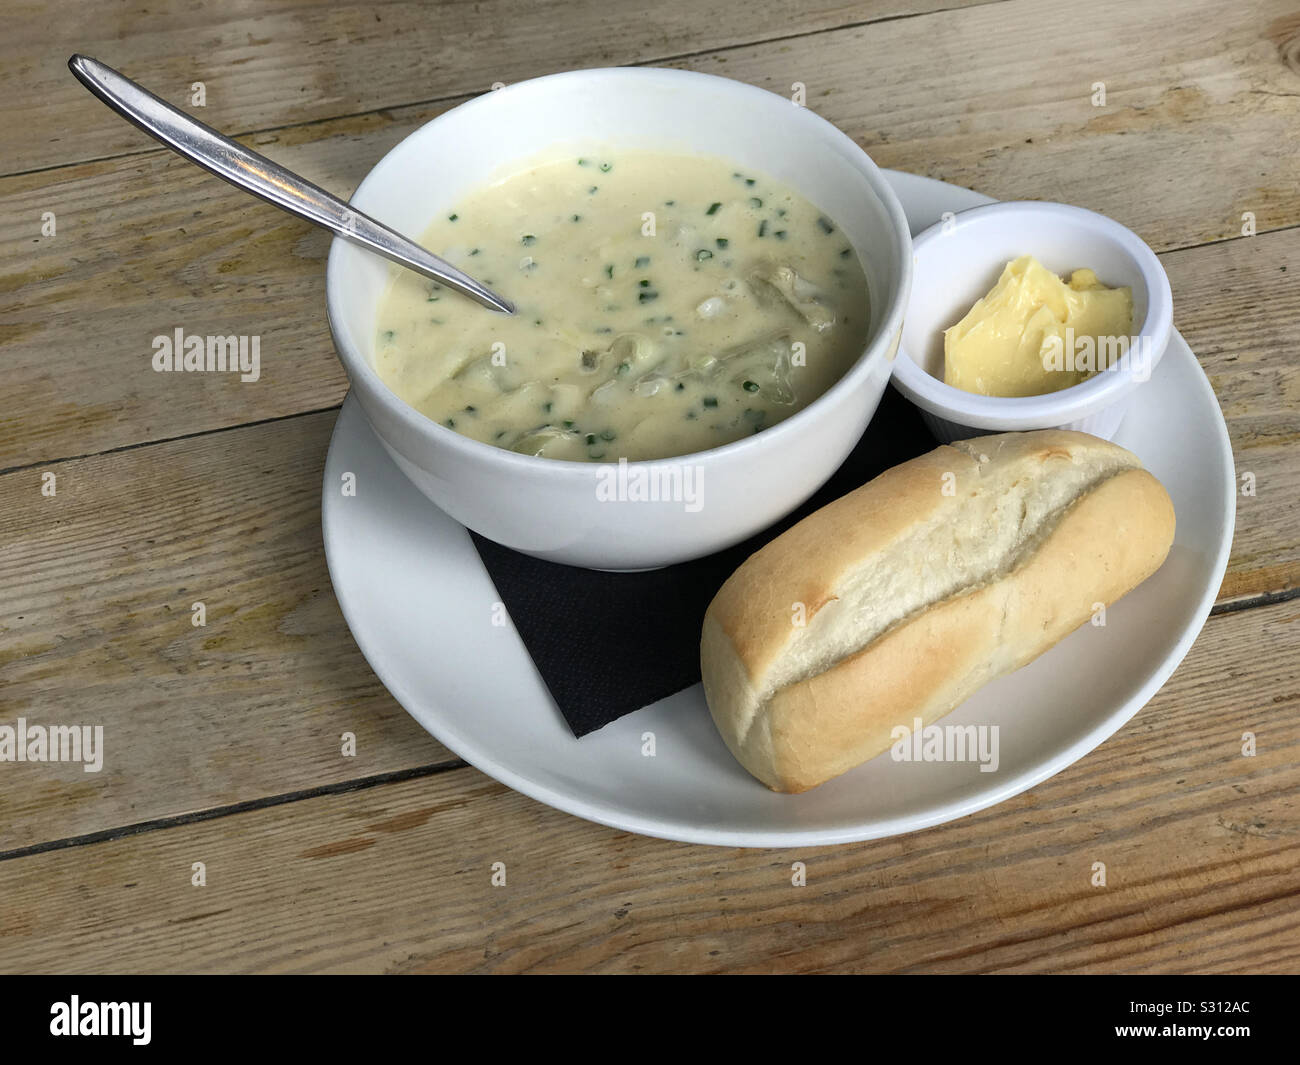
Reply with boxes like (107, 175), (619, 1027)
(1, 0), (1296, 974)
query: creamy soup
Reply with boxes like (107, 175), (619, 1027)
(374, 151), (870, 461)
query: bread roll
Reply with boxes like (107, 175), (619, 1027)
(700, 430), (1175, 793)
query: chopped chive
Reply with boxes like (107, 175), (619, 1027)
(742, 380), (759, 392)
(577, 158), (590, 166)
(840, 247), (852, 258)
(589, 449), (606, 459)
(599, 161), (612, 172)
(774, 229), (787, 239)
(744, 177), (755, 186)
(715, 237), (729, 248)
(616, 362), (630, 374)
(706, 202), (722, 215)
(588, 185), (598, 194)
(446, 418), (456, 428)
(675, 382), (686, 391)
(464, 405), (477, 412)
(563, 419), (575, 429)
(604, 264), (614, 279)
(703, 396), (718, 408)
(586, 433), (597, 445)
(470, 248), (480, 256)
(695, 248), (713, 261)
(749, 197), (763, 208)
(757, 220), (768, 237)
(571, 213), (581, 222)
(381, 329), (395, 342)
(634, 255), (650, 268)
(599, 429), (616, 441)
(448, 213), (459, 222)
(638, 290), (659, 303)
(639, 279), (651, 287)
(521, 234), (537, 245)
(817, 216), (835, 234)
(542, 401), (553, 413)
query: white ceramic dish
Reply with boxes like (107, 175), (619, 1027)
(326, 67), (912, 570)
(322, 171), (1235, 848)
(892, 201), (1173, 444)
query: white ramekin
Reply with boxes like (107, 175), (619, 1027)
(890, 201), (1173, 444)
(326, 67), (912, 570)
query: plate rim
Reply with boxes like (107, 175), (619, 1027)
(322, 169), (1238, 848)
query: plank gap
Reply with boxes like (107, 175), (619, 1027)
(0, 758), (469, 865)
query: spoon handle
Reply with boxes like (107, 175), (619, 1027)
(68, 54), (514, 315)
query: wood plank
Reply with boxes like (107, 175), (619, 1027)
(1, 596), (1295, 973)
(5, 0), (992, 174)
(3, 227), (1295, 594)
(1162, 231), (1300, 604)
(692, 0), (1300, 248)
(3, 0), (1296, 466)
(0, 409), (454, 854)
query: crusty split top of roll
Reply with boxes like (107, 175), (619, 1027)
(700, 430), (1176, 793)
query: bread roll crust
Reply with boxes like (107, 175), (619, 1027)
(700, 430), (1176, 793)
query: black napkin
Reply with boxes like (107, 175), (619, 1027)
(470, 386), (933, 736)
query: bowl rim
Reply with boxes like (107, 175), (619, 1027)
(890, 199), (1173, 427)
(325, 65), (913, 476)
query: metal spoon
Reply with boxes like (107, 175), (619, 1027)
(67, 54), (515, 315)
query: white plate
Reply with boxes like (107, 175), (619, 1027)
(322, 171), (1236, 848)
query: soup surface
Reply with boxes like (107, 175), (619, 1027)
(374, 151), (870, 461)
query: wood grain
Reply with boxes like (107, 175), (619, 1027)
(1162, 230), (1300, 603)
(0, 409), (453, 854)
(6, 0), (994, 174)
(0, 596), (1294, 974)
